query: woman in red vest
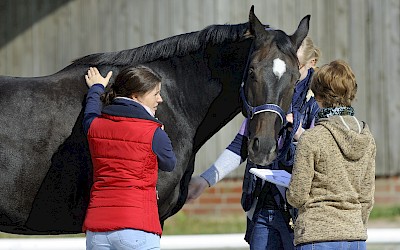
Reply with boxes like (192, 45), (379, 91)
(82, 66), (176, 250)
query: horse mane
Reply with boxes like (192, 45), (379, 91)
(73, 23), (251, 66)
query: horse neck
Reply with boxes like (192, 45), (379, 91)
(191, 38), (253, 152)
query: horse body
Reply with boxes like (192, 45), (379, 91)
(0, 25), (252, 234)
(0, 71), (94, 233)
(0, 6), (309, 234)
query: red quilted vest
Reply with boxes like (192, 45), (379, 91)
(83, 114), (162, 235)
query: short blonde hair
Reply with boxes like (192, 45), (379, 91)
(298, 36), (321, 66)
(310, 60), (357, 107)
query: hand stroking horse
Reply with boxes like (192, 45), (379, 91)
(0, 6), (309, 234)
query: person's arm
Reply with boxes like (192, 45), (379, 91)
(200, 132), (247, 186)
(152, 127), (176, 172)
(359, 141), (376, 226)
(286, 132), (317, 208)
(82, 67), (112, 134)
(186, 119), (248, 203)
(83, 84), (105, 134)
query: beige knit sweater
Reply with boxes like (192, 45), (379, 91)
(286, 115), (376, 246)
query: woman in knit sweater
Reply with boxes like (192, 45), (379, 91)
(286, 60), (376, 250)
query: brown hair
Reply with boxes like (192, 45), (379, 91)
(310, 60), (357, 107)
(101, 65), (162, 105)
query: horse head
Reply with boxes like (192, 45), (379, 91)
(242, 6), (310, 166)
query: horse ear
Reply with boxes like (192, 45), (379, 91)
(290, 15), (310, 51)
(248, 5), (266, 37)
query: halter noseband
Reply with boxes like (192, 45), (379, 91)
(240, 83), (286, 124)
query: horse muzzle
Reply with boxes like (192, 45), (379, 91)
(247, 137), (277, 166)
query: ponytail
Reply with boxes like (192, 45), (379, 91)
(101, 89), (117, 106)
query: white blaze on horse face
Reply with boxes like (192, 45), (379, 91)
(273, 58), (286, 79)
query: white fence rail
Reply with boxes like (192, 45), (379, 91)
(0, 229), (399, 250)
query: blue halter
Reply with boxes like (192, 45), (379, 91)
(240, 83), (286, 124)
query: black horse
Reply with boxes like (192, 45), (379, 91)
(0, 6), (309, 234)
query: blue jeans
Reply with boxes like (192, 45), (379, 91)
(249, 209), (294, 250)
(86, 229), (160, 250)
(295, 241), (366, 250)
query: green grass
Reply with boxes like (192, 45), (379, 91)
(1, 205), (399, 238)
(370, 205), (400, 219)
(162, 211), (246, 235)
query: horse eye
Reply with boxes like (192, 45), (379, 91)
(248, 68), (254, 78)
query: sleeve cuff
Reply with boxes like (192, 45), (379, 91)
(200, 149), (242, 186)
(200, 165), (219, 187)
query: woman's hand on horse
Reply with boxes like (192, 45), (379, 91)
(186, 176), (209, 203)
(85, 67), (113, 88)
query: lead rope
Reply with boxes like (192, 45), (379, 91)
(277, 110), (301, 166)
(277, 69), (318, 167)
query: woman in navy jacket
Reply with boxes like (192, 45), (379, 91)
(187, 37), (321, 250)
(82, 66), (176, 250)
